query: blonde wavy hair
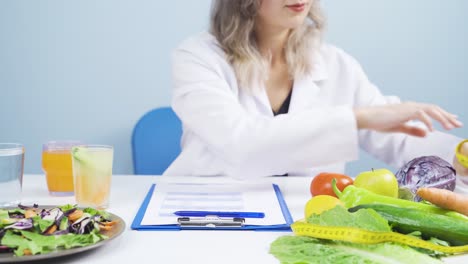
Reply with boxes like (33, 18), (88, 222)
(210, 0), (326, 89)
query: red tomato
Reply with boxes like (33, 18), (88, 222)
(310, 172), (354, 197)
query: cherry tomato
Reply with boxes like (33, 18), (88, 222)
(310, 172), (354, 197)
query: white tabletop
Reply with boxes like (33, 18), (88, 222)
(16, 174), (468, 264)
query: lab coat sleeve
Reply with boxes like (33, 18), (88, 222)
(349, 54), (461, 168)
(171, 46), (360, 177)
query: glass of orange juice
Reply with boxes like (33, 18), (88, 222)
(42, 141), (81, 196)
(71, 145), (113, 209)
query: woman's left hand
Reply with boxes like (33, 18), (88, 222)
(453, 141), (468, 177)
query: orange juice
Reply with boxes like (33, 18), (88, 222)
(42, 141), (81, 196)
(71, 145), (113, 209)
(42, 150), (74, 194)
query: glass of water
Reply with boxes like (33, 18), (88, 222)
(0, 143), (25, 207)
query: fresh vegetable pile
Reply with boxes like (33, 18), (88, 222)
(271, 156), (468, 263)
(271, 207), (443, 264)
(0, 204), (116, 257)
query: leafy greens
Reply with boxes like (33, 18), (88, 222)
(270, 206), (443, 264)
(0, 204), (114, 256)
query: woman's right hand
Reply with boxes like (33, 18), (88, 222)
(354, 101), (463, 137)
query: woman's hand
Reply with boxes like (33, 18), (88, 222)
(453, 141), (468, 178)
(354, 101), (463, 137)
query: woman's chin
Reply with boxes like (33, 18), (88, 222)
(283, 18), (308, 30)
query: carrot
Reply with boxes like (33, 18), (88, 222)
(24, 209), (37, 218)
(100, 221), (117, 226)
(98, 224), (113, 231)
(417, 187), (468, 216)
(44, 224), (57, 235)
(68, 209), (83, 222)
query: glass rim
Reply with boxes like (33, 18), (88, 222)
(43, 140), (83, 151)
(0, 143), (24, 156)
(72, 144), (113, 150)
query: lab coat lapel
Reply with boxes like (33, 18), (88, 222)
(289, 52), (329, 113)
(250, 83), (275, 116)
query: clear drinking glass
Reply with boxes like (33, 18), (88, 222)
(0, 143), (25, 206)
(71, 145), (113, 209)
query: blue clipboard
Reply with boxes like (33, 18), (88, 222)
(131, 183), (293, 231)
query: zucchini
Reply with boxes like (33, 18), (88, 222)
(349, 204), (468, 246)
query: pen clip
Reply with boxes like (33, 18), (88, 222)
(177, 216), (245, 228)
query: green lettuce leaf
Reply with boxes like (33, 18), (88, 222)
(0, 210), (12, 228)
(0, 210), (9, 220)
(58, 229), (107, 249)
(8, 209), (25, 215)
(59, 216), (69, 231)
(83, 207), (110, 219)
(58, 204), (76, 212)
(31, 216), (54, 233)
(307, 206), (391, 232)
(270, 236), (442, 264)
(1, 229), (108, 256)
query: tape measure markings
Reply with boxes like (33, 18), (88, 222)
(292, 222), (468, 254)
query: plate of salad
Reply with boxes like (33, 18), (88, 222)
(0, 204), (125, 262)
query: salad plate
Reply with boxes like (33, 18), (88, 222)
(0, 206), (125, 263)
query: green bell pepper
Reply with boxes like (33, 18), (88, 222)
(332, 179), (468, 221)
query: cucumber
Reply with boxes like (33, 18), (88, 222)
(349, 204), (468, 246)
(71, 146), (89, 165)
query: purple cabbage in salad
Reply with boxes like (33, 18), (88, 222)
(4, 219), (33, 230)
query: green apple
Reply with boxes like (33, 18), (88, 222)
(354, 168), (399, 198)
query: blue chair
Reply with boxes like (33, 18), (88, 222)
(132, 107), (182, 175)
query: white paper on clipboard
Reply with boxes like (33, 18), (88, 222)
(140, 182), (287, 226)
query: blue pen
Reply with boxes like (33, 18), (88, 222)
(174, 210), (265, 218)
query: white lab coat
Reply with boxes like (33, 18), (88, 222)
(163, 32), (461, 180)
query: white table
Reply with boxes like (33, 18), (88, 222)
(17, 175), (468, 264)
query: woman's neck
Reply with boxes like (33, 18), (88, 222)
(255, 24), (290, 65)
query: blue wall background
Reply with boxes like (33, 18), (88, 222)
(1, 0), (467, 176)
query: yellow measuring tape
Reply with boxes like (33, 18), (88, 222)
(291, 221), (468, 254)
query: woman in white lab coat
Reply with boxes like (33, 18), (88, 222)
(164, 0), (468, 180)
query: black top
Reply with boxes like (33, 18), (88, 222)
(272, 89), (292, 116)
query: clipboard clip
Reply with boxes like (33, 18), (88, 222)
(177, 216), (245, 228)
